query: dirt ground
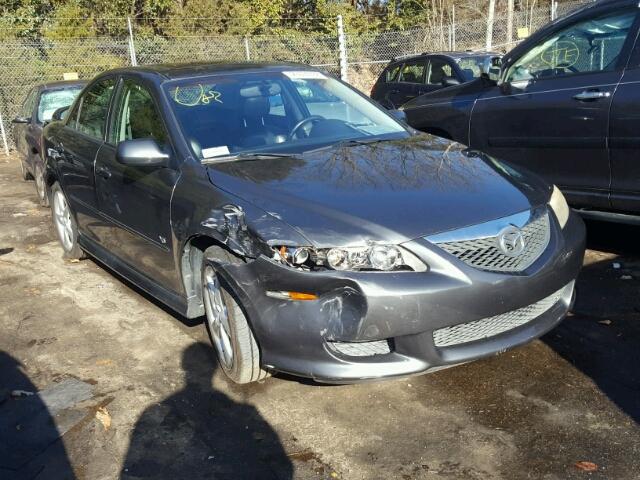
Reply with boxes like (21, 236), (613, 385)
(0, 152), (639, 480)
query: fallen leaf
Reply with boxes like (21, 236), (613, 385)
(68, 259), (80, 264)
(575, 461), (598, 472)
(598, 320), (612, 326)
(95, 359), (113, 366)
(95, 406), (111, 430)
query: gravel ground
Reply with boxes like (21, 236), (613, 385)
(0, 153), (638, 480)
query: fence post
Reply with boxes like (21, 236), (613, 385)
(451, 5), (456, 50)
(244, 36), (251, 61)
(127, 17), (138, 66)
(485, 0), (495, 51)
(0, 109), (9, 156)
(507, 0), (514, 46)
(448, 25), (452, 50)
(337, 15), (348, 83)
(550, 0), (558, 21)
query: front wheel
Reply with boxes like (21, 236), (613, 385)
(51, 182), (85, 260)
(34, 164), (49, 207)
(202, 246), (268, 384)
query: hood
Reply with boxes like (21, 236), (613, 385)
(206, 135), (551, 247)
(402, 77), (490, 110)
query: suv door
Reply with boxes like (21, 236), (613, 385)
(95, 77), (179, 291)
(371, 63), (402, 108)
(470, 6), (638, 210)
(388, 60), (427, 107)
(51, 77), (116, 231)
(609, 28), (640, 214)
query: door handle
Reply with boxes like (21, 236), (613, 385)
(573, 90), (611, 101)
(96, 166), (112, 179)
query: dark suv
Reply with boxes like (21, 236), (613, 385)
(42, 63), (584, 384)
(371, 51), (502, 109)
(402, 0), (640, 218)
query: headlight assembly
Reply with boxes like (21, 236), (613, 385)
(548, 185), (570, 229)
(275, 245), (427, 272)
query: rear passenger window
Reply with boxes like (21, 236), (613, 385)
(398, 61), (426, 83)
(385, 64), (401, 82)
(75, 78), (116, 140)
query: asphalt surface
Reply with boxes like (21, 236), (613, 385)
(0, 153), (638, 480)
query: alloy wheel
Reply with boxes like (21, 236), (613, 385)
(203, 265), (234, 369)
(53, 190), (74, 251)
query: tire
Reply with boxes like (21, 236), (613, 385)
(34, 164), (49, 207)
(20, 159), (33, 181)
(202, 246), (268, 384)
(50, 182), (85, 260)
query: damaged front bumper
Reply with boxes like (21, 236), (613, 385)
(212, 212), (585, 383)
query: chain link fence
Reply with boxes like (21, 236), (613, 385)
(0, 0), (590, 152)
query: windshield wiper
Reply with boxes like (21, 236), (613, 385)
(202, 152), (300, 164)
(307, 137), (391, 154)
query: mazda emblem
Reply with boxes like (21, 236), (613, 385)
(497, 225), (526, 257)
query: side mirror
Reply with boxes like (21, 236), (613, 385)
(442, 76), (460, 87)
(52, 106), (70, 122)
(116, 138), (170, 167)
(11, 116), (30, 124)
(388, 109), (407, 123)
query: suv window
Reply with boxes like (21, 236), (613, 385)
(398, 61), (426, 83)
(426, 58), (453, 84)
(385, 64), (402, 82)
(110, 79), (168, 147)
(507, 9), (636, 82)
(75, 78), (116, 139)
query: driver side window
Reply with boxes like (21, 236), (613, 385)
(110, 79), (168, 147)
(507, 9), (636, 82)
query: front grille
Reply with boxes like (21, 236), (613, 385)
(431, 210), (551, 273)
(433, 282), (571, 348)
(327, 339), (392, 357)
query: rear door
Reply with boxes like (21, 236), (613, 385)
(609, 26), (640, 214)
(51, 76), (116, 233)
(388, 59), (427, 108)
(95, 76), (179, 291)
(470, 6), (638, 210)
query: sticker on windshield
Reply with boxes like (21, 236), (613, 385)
(202, 146), (230, 158)
(283, 71), (327, 80)
(171, 84), (223, 106)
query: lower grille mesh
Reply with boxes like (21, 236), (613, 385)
(433, 283), (571, 348)
(327, 340), (392, 357)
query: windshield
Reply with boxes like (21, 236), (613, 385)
(37, 87), (83, 123)
(164, 70), (407, 160)
(456, 56), (501, 81)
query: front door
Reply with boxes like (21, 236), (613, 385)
(95, 77), (179, 291)
(609, 39), (640, 214)
(470, 7), (638, 210)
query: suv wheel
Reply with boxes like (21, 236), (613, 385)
(202, 246), (269, 384)
(51, 182), (85, 260)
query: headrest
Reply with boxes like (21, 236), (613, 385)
(242, 95), (270, 119)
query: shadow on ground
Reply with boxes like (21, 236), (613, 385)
(542, 219), (640, 423)
(0, 351), (76, 480)
(121, 342), (293, 480)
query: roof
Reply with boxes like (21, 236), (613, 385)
(38, 79), (88, 91)
(391, 50), (502, 63)
(102, 61), (318, 81)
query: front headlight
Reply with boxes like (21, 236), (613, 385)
(275, 245), (427, 272)
(548, 185), (570, 228)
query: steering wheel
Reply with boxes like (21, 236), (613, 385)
(288, 115), (324, 141)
